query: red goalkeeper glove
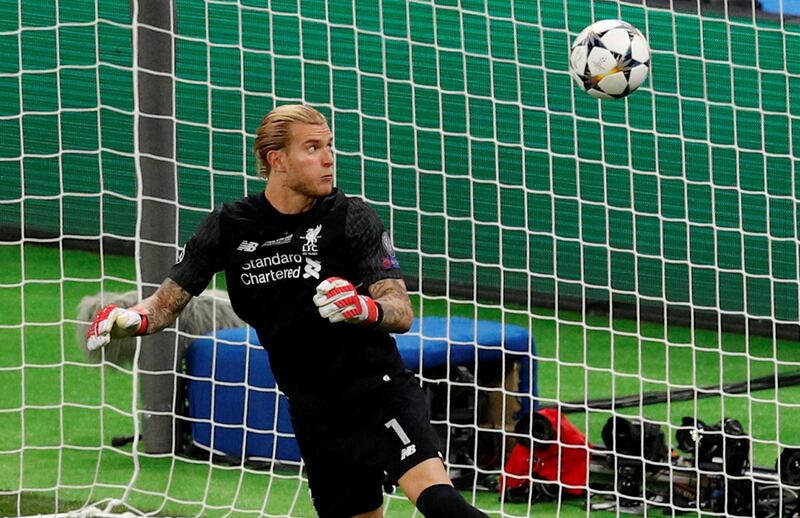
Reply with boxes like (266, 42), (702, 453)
(313, 277), (383, 326)
(86, 304), (149, 351)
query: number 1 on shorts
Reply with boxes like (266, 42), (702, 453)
(384, 418), (411, 445)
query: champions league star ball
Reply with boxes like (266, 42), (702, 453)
(569, 19), (651, 99)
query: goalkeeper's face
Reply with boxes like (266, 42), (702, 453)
(281, 122), (335, 199)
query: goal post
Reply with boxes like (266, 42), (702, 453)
(1, 0), (799, 516)
(135, 0), (181, 456)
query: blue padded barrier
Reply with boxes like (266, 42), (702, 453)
(186, 327), (302, 462)
(760, 0), (800, 15)
(186, 317), (537, 461)
(396, 317), (537, 416)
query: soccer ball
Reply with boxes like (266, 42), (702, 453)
(569, 19), (651, 99)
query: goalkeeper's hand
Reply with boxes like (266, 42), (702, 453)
(313, 277), (383, 326)
(86, 304), (149, 351)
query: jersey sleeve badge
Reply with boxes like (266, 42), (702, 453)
(381, 232), (400, 270)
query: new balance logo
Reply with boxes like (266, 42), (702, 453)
(400, 444), (417, 460)
(237, 241), (259, 252)
(302, 258), (322, 279)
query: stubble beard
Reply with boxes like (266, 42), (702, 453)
(293, 178), (332, 199)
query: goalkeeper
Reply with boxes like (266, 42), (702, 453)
(86, 104), (487, 518)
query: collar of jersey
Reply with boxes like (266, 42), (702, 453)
(258, 189), (337, 226)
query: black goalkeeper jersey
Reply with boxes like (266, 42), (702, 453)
(169, 188), (407, 415)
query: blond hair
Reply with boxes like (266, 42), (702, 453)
(253, 104), (328, 178)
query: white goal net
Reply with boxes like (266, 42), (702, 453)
(1, 0), (799, 516)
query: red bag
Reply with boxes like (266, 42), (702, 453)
(500, 408), (591, 499)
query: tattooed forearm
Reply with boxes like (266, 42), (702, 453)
(135, 277), (194, 334)
(368, 278), (414, 333)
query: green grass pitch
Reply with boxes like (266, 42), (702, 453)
(1, 244), (798, 516)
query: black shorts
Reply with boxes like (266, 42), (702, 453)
(290, 373), (443, 518)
